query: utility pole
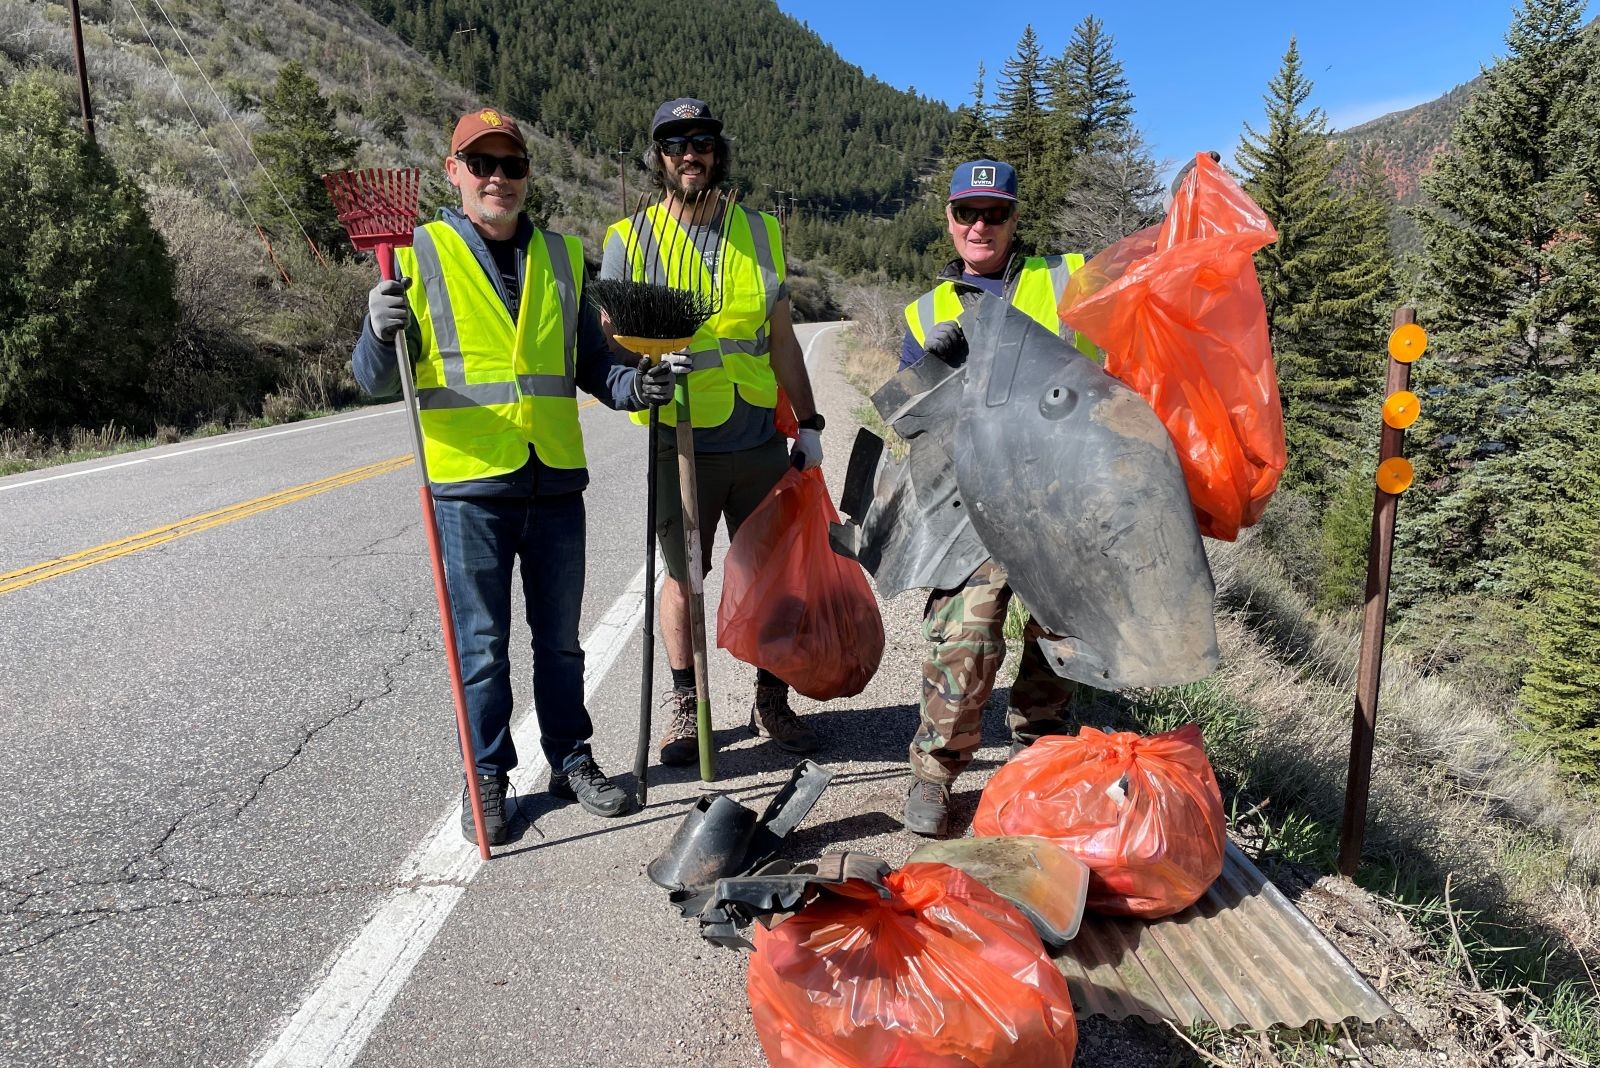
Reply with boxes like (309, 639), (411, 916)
(66, 0), (95, 142)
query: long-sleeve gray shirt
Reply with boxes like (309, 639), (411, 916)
(353, 208), (644, 498)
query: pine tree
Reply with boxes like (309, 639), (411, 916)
(995, 25), (1046, 171)
(1051, 127), (1162, 256)
(1046, 16), (1134, 155)
(1237, 39), (1387, 497)
(1411, 0), (1600, 457)
(1520, 496), (1600, 782)
(250, 62), (361, 253)
(944, 62), (994, 170)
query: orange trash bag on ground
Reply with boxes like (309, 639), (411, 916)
(717, 467), (884, 700)
(1058, 152), (1285, 541)
(972, 725), (1226, 919)
(748, 862), (1078, 1068)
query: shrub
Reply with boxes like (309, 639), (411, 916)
(0, 75), (177, 434)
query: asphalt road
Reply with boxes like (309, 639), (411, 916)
(2, 321), (1036, 1068)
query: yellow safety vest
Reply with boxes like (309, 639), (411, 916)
(903, 254), (1099, 360)
(604, 204), (784, 428)
(394, 221), (586, 483)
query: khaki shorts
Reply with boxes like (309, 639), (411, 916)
(653, 433), (791, 582)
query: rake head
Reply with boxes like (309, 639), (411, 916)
(322, 168), (421, 252)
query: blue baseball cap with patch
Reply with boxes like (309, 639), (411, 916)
(949, 159), (1018, 202)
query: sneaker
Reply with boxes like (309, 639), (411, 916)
(902, 778), (951, 837)
(548, 756), (631, 818)
(459, 774), (510, 846)
(747, 683), (819, 754)
(658, 688), (700, 766)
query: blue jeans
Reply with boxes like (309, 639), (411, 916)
(432, 491), (593, 777)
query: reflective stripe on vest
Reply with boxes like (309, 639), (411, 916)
(904, 254), (1099, 361)
(395, 222), (587, 482)
(604, 203), (784, 428)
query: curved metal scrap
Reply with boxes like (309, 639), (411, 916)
(955, 294), (1218, 689)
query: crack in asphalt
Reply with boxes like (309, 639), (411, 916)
(2, 624), (444, 960)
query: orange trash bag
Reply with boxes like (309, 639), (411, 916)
(972, 725), (1226, 919)
(1059, 152), (1285, 541)
(717, 467), (884, 700)
(748, 862), (1078, 1068)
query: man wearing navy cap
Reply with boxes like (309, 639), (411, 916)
(600, 98), (827, 766)
(898, 158), (1100, 837)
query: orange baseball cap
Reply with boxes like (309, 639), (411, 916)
(450, 108), (527, 154)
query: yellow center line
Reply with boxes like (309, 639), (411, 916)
(0, 455), (413, 597)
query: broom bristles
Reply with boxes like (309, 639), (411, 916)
(589, 279), (716, 342)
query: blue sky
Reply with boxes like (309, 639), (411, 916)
(775, 1), (1598, 177)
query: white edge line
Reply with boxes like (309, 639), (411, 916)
(0, 408), (403, 494)
(250, 555), (662, 1068)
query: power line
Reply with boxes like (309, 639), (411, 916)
(138, 0), (325, 265)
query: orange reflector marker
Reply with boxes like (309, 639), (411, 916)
(1376, 457), (1414, 494)
(1382, 390), (1420, 430)
(1388, 323), (1428, 363)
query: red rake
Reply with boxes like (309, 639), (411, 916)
(323, 167), (421, 281)
(323, 167), (494, 862)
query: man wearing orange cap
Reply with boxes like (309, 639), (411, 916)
(354, 108), (683, 846)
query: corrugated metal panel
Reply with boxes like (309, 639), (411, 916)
(1053, 843), (1395, 1030)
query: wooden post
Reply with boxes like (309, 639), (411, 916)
(1338, 307), (1425, 877)
(66, 0), (96, 142)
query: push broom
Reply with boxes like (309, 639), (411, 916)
(322, 168), (493, 861)
(590, 188), (732, 799)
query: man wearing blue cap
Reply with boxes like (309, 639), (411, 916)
(899, 158), (1099, 837)
(601, 98), (826, 765)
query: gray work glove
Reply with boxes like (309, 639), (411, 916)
(923, 320), (968, 366)
(367, 277), (411, 343)
(790, 428), (823, 471)
(1167, 150), (1223, 206)
(633, 351), (692, 407)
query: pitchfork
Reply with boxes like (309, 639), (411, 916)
(323, 168), (493, 861)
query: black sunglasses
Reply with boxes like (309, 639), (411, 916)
(454, 152), (531, 180)
(657, 134), (719, 158)
(951, 201), (1015, 226)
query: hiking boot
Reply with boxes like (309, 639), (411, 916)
(747, 684), (819, 754)
(902, 778), (951, 837)
(548, 756), (631, 818)
(459, 773), (510, 847)
(658, 688), (700, 766)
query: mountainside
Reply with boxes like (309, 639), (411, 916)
(1329, 16), (1597, 208)
(350, 0), (954, 215)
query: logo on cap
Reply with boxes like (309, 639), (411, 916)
(672, 103), (705, 119)
(479, 109), (503, 127)
(971, 166), (996, 188)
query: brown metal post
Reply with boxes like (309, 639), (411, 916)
(1338, 307), (1417, 877)
(66, 0), (96, 142)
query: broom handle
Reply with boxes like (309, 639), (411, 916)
(382, 243), (491, 861)
(634, 397), (658, 807)
(674, 383), (716, 782)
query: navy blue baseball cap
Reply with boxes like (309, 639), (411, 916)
(651, 98), (722, 140)
(949, 159), (1018, 202)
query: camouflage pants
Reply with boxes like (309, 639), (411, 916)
(909, 558), (1076, 785)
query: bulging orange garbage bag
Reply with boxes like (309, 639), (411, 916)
(1059, 152), (1284, 541)
(973, 725), (1226, 918)
(717, 467), (884, 700)
(748, 862), (1078, 1068)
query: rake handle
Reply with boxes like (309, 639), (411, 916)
(383, 243), (490, 862)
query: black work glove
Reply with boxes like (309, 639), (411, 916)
(923, 320), (968, 367)
(632, 351), (692, 407)
(367, 277), (411, 343)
